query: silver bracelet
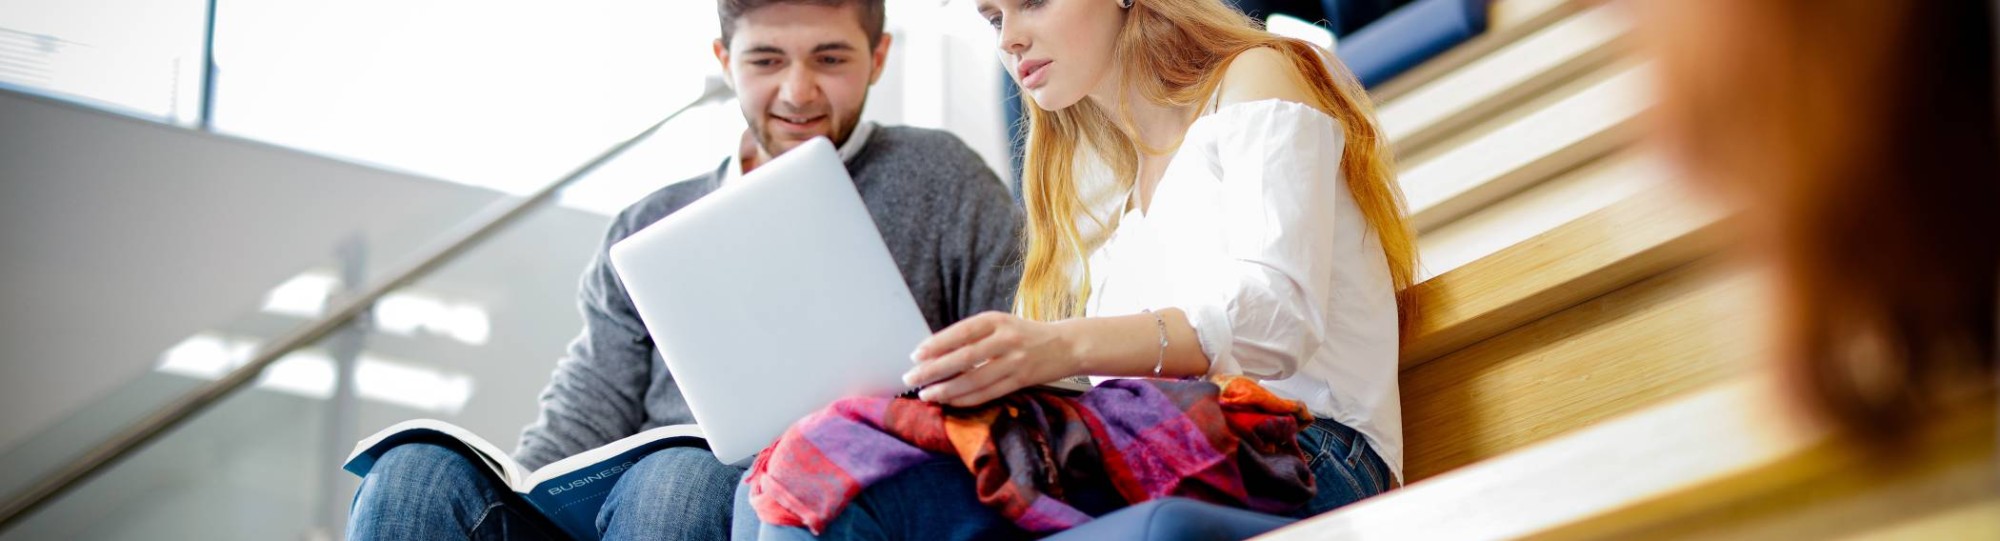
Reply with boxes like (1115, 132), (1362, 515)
(1142, 309), (1167, 377)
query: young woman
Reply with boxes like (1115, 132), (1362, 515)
(747, 0), (1417, 538)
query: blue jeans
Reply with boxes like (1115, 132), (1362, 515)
(349, 443), (744, 541)
(736, 417), (1392, 541)
(1291, 417), (1394, 518)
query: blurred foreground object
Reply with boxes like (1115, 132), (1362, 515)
(1645, 0), (1999, 443)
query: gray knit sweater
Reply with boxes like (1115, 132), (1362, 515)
(513, 126), (1023, 469)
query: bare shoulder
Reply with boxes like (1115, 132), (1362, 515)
(1214, 46), (1319, 109)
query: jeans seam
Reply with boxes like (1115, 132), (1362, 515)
(466, 500), (507, 538)
(1339, 428), (1367, 469)
(1351, 438), (1383, 494)
(1302, 421), (1370, 509)
(1302, 426), (1336, 472)
(1326, 454), (1370, 508)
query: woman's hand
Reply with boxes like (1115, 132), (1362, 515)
(903, 311), (1081, 407)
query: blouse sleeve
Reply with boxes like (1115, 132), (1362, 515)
(1181, 100), (1348, 380)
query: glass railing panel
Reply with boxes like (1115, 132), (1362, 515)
(0, 83), (733, 535)
(0, 191), (614, 538)
(0, 330), (349, 541)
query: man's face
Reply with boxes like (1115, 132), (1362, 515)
(714, 3), (890, 164)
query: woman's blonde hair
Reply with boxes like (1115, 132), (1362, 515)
(1013, 0), (1419, 339)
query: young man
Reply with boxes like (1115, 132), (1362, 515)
(345, 1), (1022, 539)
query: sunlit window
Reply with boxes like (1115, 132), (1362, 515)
(0, 0), (208, 123)
(1, 0), (1011, 215)
(208, 0), (729, 211)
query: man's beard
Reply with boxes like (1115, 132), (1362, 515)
(751, 97), (866, 159)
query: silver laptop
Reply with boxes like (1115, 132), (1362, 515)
(606, 137), (928, 466)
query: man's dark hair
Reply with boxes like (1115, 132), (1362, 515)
(717, 0), (886, 50)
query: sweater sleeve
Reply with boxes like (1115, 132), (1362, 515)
(954, 163), (1026, 321)
(513, 219), (657, 470)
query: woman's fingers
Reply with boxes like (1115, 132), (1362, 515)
(911, 311), (1007, 361)
(905, 312), (1017, 387)
(920, 353), (1027, 407)
(905, 326), (1015, 387)
(903, 351), (974, 388)
(904, 312), (1060, 406)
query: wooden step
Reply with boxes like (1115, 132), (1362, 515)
(1377, 0), (1730, 481)
(1403, 257), (1761, 480)
(1372, 0), (1618, 106)
(1376, 1), (1655, 245)
(1399, 62), (1649, 232)
(1417, 150), (1671, 278)
(1403, 186), (1729, 370)
(1256, 373), (1997, 540)
(1370, 0), (1657, 265)
(1379, 1), (1633, 157)
(1398, 185), (1740, 480)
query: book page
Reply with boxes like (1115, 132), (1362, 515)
(522, 424), (706, 488)
(344, 419), (526, 487)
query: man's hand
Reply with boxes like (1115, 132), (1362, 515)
(903, 311), (1080, 407)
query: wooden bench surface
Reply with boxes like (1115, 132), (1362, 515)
(1257, 373), (1997, 540)
(1366, 0), (1752, 481)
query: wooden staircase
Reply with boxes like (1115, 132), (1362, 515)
(1258, 0), (1999, 537)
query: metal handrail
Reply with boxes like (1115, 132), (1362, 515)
(0, 77), (733, 532)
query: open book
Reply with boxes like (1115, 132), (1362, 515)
(343, 419), (706, 541)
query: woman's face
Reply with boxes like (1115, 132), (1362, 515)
(976, 0), (1128, 110)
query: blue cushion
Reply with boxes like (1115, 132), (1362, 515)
(1336, 0), (1492, 87)
(1045, 498), (1297, 541)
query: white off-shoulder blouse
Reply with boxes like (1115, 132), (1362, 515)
(1084, 98), (1404, 482)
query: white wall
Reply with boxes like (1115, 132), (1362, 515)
(874, 1), (1014, 184)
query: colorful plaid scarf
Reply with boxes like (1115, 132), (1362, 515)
(744, 376), (1318, 535)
